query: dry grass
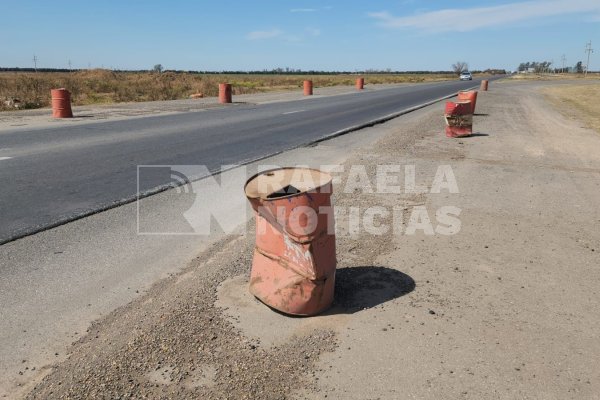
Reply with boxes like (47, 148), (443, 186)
(542, 83), (600, 133)
(0, 70), (457, 110)
(505, 73), (600, 82)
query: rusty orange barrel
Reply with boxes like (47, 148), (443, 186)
(303, 80), (313, 96)
(457, 90), (478, 113)
(244, 167), (336, 316)
(480, 80), (489, 91)
(51, 88), (73, 118)
(356, 77), (364, 90)
(444, 101), (473, 138)
(219, 83), (232, 104)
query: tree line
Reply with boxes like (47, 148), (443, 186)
(451, 61), (506, 75)
(517, 61), (584, 73)
(1, 67), (503, 75)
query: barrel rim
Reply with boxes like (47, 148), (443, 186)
(244, 167), (333, 200)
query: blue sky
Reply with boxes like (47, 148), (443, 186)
(2, 0), (598, 72)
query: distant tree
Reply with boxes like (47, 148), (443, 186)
(541, 61), (552, 73)
(153, 64), (163, 73)
(517, 61), (554, 73)
(452, 61), (469, 75)
(575, 61), (584, 73)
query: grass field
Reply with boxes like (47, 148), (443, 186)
(542, 83), (600, 133)
(0, 70), (458, 110)
(505, 72), (600, 82)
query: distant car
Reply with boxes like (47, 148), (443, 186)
(459, 71), (472, 80)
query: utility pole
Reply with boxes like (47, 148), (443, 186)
(584, 41), (593, 76)
(68, 59), (72, 72)
(33, 54), (38, 72)
(561, 54), (566, 73)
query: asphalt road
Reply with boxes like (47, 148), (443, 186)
(0, 78), (492, 244)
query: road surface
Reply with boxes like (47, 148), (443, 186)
(0, 78), (491, 244)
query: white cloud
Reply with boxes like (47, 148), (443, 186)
(246, 26), (322, 42)
(246, 29), (283, 40)
(291, 6), (333, 12)
(306, 27), (321, 37)
(284, 35), (303, 43)
(369, 0), (600, 33)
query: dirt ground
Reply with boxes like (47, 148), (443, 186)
(23, 81), (600, 399)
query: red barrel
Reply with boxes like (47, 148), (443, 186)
(303, 80), (313, 96)
(480, 80), (489, 91)
(356, 77), (364, 90)
(51, 88), (73, 118)
(244, 167), (336, 316)
(457, 90), (478, 113)
(219, 83), (232, 104)
(444, 101), (473, 138)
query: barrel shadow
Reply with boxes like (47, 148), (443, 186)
(330, 266), (415, 314)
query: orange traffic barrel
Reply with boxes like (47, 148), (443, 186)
(457, 90), (478, 113)
(303, 80), (313, 96)
(356, 77), (364, 90)
(244, 167), (336, 316)
(51, 88), (73, 118)
(219, 83), (232, 104)
(480, 80), (489, 91)
(444, 101), (473, 138)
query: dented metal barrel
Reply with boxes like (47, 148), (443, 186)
(457, 90), (478, 114)
(444, 101), (473, 138)
(244, 167), (336, 316)
(51, 88), (73, 118)
(219, 83), (232, 104)
(480, 80), (489, 91)
(356, 77), (364, 90)
(303, 80), (313, 96)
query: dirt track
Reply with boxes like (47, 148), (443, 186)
(24, 82), (600, 399)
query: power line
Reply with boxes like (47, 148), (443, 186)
(584, 41), (593, 76)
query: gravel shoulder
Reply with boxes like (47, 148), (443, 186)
(23, 81), (600, 399)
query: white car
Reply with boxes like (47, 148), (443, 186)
(460, 71), (473, 80)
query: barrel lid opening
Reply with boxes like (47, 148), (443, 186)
(245, 167), (332, 200)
